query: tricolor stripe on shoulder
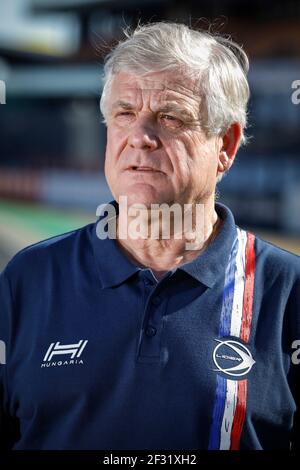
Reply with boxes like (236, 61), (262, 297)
(208, 229), (256, 450)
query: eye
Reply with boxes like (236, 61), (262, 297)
(116, 111), (134, 117)
(160, 114), (183, 130)
(114, 111), (135, 124)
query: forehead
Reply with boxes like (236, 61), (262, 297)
(109, 70), (200, 108)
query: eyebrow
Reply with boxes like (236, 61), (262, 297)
(112, 100), (135, 110)
(112, 100), (196, 120)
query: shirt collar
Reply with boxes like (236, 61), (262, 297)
(92, 201), (237, 289)
(92, 200), (140, 288)
(178, 203), (237, 287)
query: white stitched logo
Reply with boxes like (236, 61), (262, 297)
(41, 340), (88, 368)
(213, 339), (255, 377)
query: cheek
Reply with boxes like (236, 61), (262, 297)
(105, 129), (117, 157)
(164, 139), (191, 178)
(189, 135), (219, 172)
(104, 132), (117, 181)
(106, 127), (127, 160)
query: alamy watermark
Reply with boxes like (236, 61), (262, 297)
(96, 196), (206, 250)
(0, 340), (6, 365)
(0, 80), (6, 104)
(291, 340), (300, 365)
(291, 80), (300, 105)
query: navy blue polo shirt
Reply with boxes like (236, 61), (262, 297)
(0, 202), (300, 450)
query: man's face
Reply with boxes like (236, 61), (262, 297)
(104, 70), (223, 207)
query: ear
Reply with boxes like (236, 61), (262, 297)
(217, 123), (242, 174)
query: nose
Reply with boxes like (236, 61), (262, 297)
(127, 117), (160, 151)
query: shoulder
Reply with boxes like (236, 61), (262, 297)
(249, 232), (300, 292)
(3, 223), (95, 281)
(254, 233), (300, 271)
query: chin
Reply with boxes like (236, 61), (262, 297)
(123, 195), (156, 208)
(117, 193), (170, 209)
(117, 184), (169, 208)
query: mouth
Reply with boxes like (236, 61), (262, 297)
(126, 166), (163, 174)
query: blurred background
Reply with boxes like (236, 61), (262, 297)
(0, 0), (299, 270)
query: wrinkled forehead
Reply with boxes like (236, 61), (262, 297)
(109, 71), (201, 107)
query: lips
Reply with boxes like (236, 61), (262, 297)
(126, 166), (163, 173)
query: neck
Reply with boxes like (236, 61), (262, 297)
(116, 199), (222, 276)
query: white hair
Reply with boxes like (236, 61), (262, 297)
(100, 21), (250, 147)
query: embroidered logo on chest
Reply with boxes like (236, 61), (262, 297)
(213, 339), (255, 377)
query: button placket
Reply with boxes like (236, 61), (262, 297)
(145, 325), (157, 337)
(151, 295), (161, 306)
(137, 281), (165, 362)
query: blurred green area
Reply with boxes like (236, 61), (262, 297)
(0, 199), (95, 270)
(0, 199), (94, 237)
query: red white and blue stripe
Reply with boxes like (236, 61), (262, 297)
(208, 228), (256, 450)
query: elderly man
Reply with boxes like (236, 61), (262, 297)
(0, 22), (299, 451)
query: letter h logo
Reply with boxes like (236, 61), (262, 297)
(43, 340), (88, 362)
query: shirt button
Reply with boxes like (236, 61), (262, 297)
(145, 325), (157, 337)
(151, 295), (161, 306)
(145, 278), (155, 287)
